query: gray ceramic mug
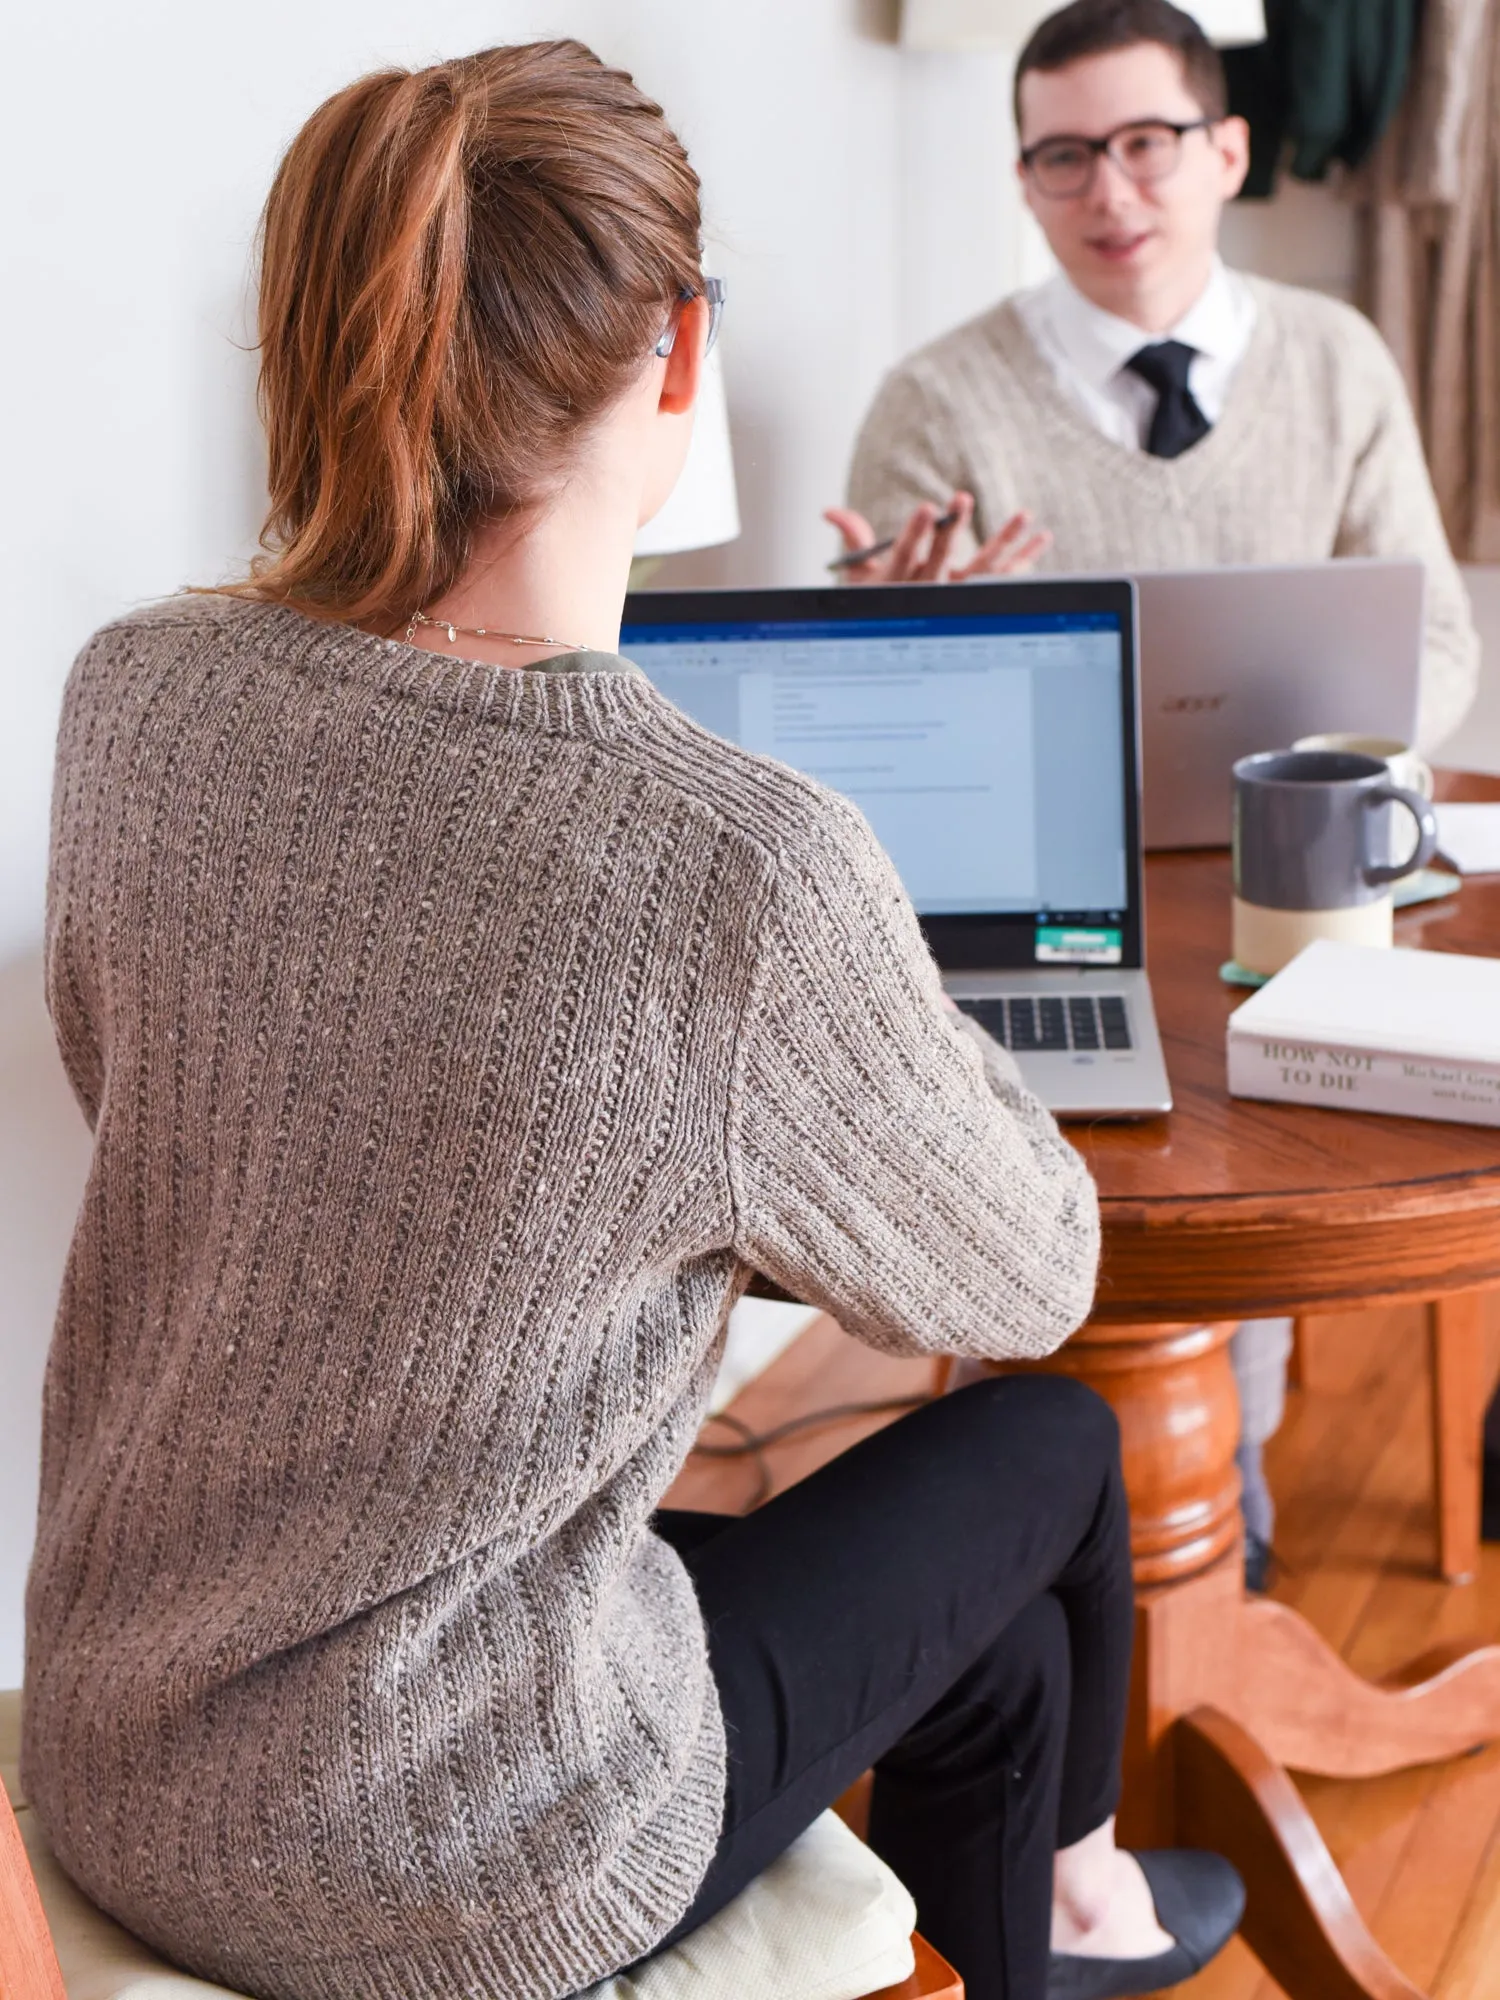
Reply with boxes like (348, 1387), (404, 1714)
(1231, 749), (1439, 977)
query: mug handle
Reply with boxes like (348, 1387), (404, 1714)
(1362, 783), (1439, 885)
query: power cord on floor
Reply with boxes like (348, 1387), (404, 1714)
(689, 1395), (933, 1509)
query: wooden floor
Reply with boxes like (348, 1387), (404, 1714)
(665, 1298), (1500, 1999)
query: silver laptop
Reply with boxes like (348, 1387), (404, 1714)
(621, 578), (1171, 1119)
(1131, 558), (1425, 849)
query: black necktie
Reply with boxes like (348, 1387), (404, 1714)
(1124, 340), (1211, 459)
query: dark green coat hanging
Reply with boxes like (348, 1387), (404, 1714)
(1223, 0), (1420, 198)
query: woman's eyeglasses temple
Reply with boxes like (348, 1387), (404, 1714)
(655, 277), (726, 360)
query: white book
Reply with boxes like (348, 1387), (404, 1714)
(1435, 802), (1500, 876)
(1226, 939), (1500, 1128)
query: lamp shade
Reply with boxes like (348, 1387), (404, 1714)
(633, 344), (741, 559)
(900, 0), (1266, 49)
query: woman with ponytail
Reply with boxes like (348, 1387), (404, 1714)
(26, 40), (1241, 2000)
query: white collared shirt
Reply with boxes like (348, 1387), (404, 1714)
(1013, 259), (1259, 451)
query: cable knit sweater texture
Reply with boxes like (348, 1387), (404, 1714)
(25, 595), (1100, 2000)
(847, 275), (1479, 752)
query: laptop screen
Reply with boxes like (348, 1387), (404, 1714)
(621, 582), (1140, 971)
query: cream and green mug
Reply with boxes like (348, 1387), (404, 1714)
(1292, 733), (1435, 869)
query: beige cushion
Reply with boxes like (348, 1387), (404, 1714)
(586, 1814), (916, 2000)
(2, 1693), (916, 2000)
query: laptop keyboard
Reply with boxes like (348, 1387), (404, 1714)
(956, 994), (1133, 1053)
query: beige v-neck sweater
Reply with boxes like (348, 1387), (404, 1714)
(847, 275), (1479, 752)
(25, 594), (1099, 2000)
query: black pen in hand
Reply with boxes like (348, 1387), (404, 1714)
(825, 509), (961, 572)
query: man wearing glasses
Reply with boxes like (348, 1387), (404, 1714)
(830, 0), (1478, 1586)
(829, 0), (1477, 759)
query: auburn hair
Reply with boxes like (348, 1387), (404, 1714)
(224, 41), (703, 630)
(1014, 0), (1229, 127)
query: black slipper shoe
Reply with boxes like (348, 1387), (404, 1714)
(1046, 1848), (1245, 1998)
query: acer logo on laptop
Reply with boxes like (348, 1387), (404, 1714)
(1160, 694), (1228, 713)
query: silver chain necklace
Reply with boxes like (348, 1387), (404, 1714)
(404, 608), (590, 653)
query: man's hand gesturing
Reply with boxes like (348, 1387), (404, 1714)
(823, 492), (1051, 584)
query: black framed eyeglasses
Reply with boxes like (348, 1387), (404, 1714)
(1019, 118), (1215, 199)
(654, 276), (726, 360)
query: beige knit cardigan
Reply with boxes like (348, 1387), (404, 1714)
(847, 274), (1479, 753)
(25, 595), (1100, 2000)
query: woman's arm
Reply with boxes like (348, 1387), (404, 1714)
(727, 794), (1100, 1362)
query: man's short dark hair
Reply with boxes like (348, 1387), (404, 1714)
(1014, 0), (1229, 131)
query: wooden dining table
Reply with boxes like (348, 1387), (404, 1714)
(995, 770), (1500, 2000)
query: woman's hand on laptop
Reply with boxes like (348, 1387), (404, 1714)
(823, 494), (1051, 584)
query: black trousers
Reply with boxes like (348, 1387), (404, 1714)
(640, 1374), (1135, 2000)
